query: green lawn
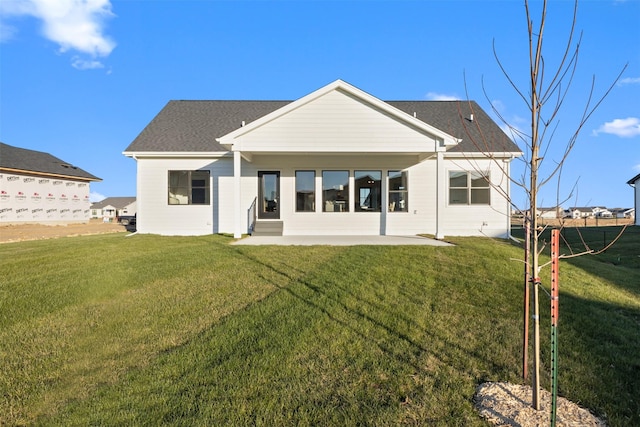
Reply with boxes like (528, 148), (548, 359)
(1, 231), (638, 426)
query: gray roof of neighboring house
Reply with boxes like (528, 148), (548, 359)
(0, 142), (101, 181)
(610, 207), (634, 213)
(90, 196), (136, 209)
(569, 207), (599, 212)
(124, 100), (521, 154)
(627, 173), (640, 185)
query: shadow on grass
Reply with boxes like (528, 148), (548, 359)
(511, 226), (640, 298)
(233, 245), (518, 382)
(554, 291), (640, 426)
(46, 239), (638, 426)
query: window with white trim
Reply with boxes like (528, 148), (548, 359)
(168, 170), (210, 205)
(388, 170), (408, 212)
(449, 171), (490, 205)
(355, 170), (381, 212)
(295, 170), (315, 212)
(322, 171), (349, 212)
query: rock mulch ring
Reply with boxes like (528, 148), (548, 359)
(474, 382), (606, 426)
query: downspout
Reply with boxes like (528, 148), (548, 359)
(233, 149), (242, 238)
(133, 154), (141, 234)
(505, 155), (514, 239)
(629, 180), (638, 226)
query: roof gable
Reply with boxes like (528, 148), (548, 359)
(217, 80), (460, 149)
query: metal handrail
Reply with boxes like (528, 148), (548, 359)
(247, 197), (257, 234)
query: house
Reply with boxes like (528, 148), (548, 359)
(610, 208), (634, 219)
(123, 80), (522, 239)
(0, 142), (101, 224)
(592, 206), (612, 218)
(90, 197), (136, 221)
(537, 207), (562, 219)
(566, 207), (596, 219)
(628, 173), (640, 226)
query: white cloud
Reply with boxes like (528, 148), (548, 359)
(72, 56), (104, 70)
(618, 77), (640, 86)
(593, 117), (640, 138)
(426, 92), (460, 101)
(1, 0), (116, 68)
(89, 191), (106, 202)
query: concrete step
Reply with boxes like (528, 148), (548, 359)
(252, 221), (283, 236)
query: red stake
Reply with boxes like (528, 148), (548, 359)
(551, 229), (560, 426)
(523, 219), (531, 380)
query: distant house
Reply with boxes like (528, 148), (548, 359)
(90, 197), (136, 221)
(566, 207), (595, 219)
(593, 207), (613, 218)
(124, 80), (522, 238)
(0, 142), (101, 224)
(610, 208), (634, 219)
(537, 207), (562, 219)
(628, 173), (640, 226)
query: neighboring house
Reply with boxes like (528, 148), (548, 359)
(628, 173), (640, 226)
(592, 206), (612, 218)
(0, 142), (101, 224)
(610, 208), (634, 219)
(566, 207), (596, 219)
(537, 207), (562, 219)
(123, 80), (522, 239)
(90, 197), (136, 220)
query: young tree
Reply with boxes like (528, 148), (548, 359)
(462, 0), (626, 411)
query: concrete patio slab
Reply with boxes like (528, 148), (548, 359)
(231, 235), (453, 246)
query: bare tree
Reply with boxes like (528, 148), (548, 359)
(461, 0), (627, 411)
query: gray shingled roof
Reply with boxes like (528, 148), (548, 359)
(124, 100), (521, 154)
(90, 196), (136, 209)
(0, 142), (101, 181)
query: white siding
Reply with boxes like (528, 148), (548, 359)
(0, 172), (91, 224)
(438, 157), (512, 238)
(236, 90), (440, 153)
(136, 158), (229, 235)
(634, 178), (640, 226)
(134, 154), (513, 238)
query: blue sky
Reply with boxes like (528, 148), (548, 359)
(1, 0), (638, 209)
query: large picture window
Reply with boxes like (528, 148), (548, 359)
(388, 170), (408, 212)
(168, 170), (210, 205)
(322, 171), (349, 212)
(449, 171), (490, 205)
(295, 170), (315, 212)
(355, 170), (381, 212)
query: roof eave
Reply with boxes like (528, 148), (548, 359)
(123, 151), (232, 158)
(443, 151), (523, 159)
(0, 166), (101, 182)
(626, 173), (640, 186)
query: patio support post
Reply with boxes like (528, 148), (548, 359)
(381, 170), (388, 235)
(435, 150), (445, 239)
(233, 149), (242, 238)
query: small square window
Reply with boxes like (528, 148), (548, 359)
(168, 170), (210, 205)
(449, 171), (490, 205)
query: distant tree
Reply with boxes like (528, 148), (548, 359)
(461, 0), (627, 411)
